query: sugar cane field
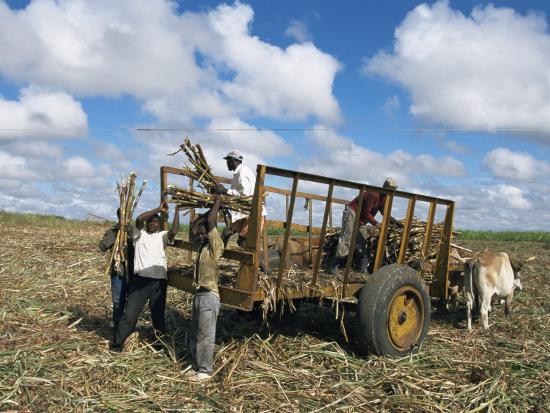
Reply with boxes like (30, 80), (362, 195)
(1, 212), (549, 412)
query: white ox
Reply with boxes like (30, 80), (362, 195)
(464, 252), (525, 330)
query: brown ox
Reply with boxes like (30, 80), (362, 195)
(262, 236), (321, 271)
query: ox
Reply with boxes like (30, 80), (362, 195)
(261, 237), (321, 272)
(464, 252), (526, 330)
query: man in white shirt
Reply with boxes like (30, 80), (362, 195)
(212, 150), (266, 247)
(111, 202), (183, 351)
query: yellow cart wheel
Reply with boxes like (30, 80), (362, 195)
(356, 264), (430, 357)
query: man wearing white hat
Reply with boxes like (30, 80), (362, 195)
(212, 150), (266, 246)
(326, 177), (399, 275)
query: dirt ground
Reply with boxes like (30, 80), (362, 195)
(1, 221), (549, 412)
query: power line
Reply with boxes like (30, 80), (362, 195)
(0, 127), (548, 132)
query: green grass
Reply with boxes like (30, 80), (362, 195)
(3, 211), (549, 243)
(457, 230), (550, 242)
(0, 210), (76, 227)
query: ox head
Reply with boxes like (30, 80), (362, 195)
(509, 256), (535, 291)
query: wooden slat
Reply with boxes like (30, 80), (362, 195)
(187, 178), (195, 266)
(263, 165), (453, 205)
(433, 202), (454, 300)
(343, 187), (365, 295)
(374, 192), (394, 272)
(262, 220), (269, 272)
(264, 220), (333, 235)
(312, 181), (334, 286)
(171, 240), (255, 264)
(398, 196), (416, 264)
(276, 174), (299, 298)
(285, 194), (289, 217)
(160, 168), (168, 230)
(236, 165), (266, 296)
(168, 270), (252, 310)
(422, 201), (437, 258)
(308, 199), (313, 266)
(264, 185), (348, 205)
(161, 166), (232, 184)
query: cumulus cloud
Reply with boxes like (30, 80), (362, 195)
(0, 86), (88, 140)
(484, 184), (531, 210)
(303, 128), (466, 187)
(5, 141), (64, 159)
(285, 19), (311, 42)
(482, 147), (550, 182)
(0, 1), (341, 124)
(137, 117), (293, 183)
(364, 1), (550, 134)
(0, 151), (37, 180)
(62, 156), (95, 179)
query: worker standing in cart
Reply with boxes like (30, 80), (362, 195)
(211, 150), (267, 247)
(326, 178), (399, 275)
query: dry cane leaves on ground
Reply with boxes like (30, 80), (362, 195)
(1, 220), (549, 412)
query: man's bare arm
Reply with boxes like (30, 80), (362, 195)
(136, 202), (168, 230)
(207, 197), (222, 233)
(168, 205), (184, 243)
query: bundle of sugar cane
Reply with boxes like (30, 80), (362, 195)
(168, 136), (218, 192)
(324, 217), (458, 274)
(166, 185), (252, 215)
(104, 172), (147, 280)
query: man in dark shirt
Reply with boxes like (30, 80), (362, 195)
(327, 178), (398, 275)
(99, 208), (134, 340)
(185, 197), (223, 381)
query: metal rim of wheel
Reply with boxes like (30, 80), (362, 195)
(386, 285), (426, 351)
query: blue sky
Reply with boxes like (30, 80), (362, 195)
(1, 0), (550, 230)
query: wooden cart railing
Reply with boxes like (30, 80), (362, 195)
(161, 164), (455, 311)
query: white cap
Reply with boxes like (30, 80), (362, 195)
(223, 150), (243, 161)
(383, 177), (398, 190)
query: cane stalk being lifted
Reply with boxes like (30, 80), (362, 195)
(166, 185), (252, 216)
(168, 137), (218, 192)
(104, 172), (147, 282)
(168, 137), (241, 224)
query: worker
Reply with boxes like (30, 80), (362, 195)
(110, 202), (183, 352)
(185, 196), (223, 381)
(99, 208), (134, 341)
(211, 149), (266, 247)
(326, 178), (399, 275)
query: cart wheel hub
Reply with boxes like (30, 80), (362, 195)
(387, 286), (425, 351)
(398, 311), (407, 325)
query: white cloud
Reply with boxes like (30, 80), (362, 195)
(137, 117), (293, 184)
(62, 156), (95, 179)
(0, 1), (341, 124)
(364, 1), (550, 134)
(0, 151), (37, 180)
(4, 141), (64, 159)
(285, 19), (311, 43)
(483, 147), (550, 182)
(484, 184), (531, 210)
(303, 128), (466, 187)
(0, 86), (88, 140)
(441, 139), (469, 155)
(382, 95), (400, 117)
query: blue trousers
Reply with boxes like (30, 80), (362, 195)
(111, 274), (127, 333)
